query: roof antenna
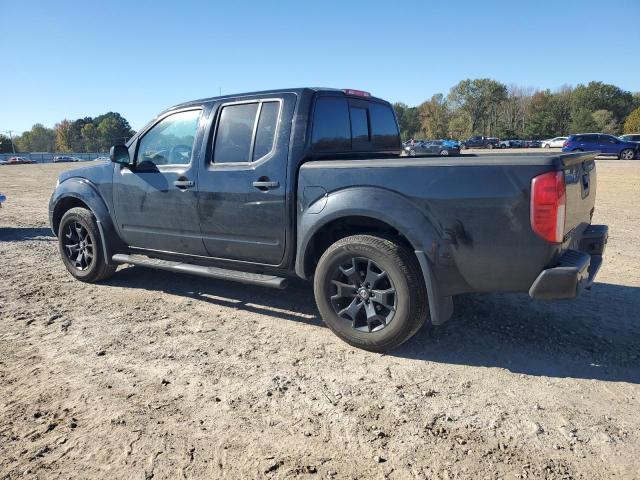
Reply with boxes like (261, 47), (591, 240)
(219, 87), (222, 96)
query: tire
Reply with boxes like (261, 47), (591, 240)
(619, 148), (635, 160)
(58, 207), (116, 283)
(544, 144), (550, 148)
(409, 149), (416, 157)
(313, 234), (429, 352)
(439, 149), (449, 156)
(500, 144), (507, 149)
(573, 148), (583, 152)
(487, 143), (494, 149)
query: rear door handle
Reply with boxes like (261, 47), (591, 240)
(174, 180), (195, 189)
(252, 180), (279, 190)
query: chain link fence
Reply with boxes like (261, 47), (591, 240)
(0, 152), (108, 163)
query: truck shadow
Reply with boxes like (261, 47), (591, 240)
(0, 227), (54, 241)
(395, 283), (640, 384)
(105, 267), (640, 384)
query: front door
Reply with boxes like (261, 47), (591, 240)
(197, 95), (293, 265)
(112, 108), (207, 256)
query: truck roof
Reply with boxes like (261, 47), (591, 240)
(168, 87), (391, 111)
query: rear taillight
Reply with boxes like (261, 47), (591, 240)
(531, 171), (566, 243)
(562, 140), (569, 148)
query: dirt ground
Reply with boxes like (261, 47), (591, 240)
(1, 157), (639, 479)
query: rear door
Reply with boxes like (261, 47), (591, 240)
(196, 94), (295, 265)
(598, 135), (620, 155)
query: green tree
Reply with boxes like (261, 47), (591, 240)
(447, 110), (471, 139)
(571, 81), (635, 124)
(81, 123), (101, 151)
(570, 109), (598, 133)
(13, 124), (56, 152)
(0, 133), (15, 153)
(591, 109), (619, 134)
(393, 103), (421, 140)
(448, 78), (508, 135)
(418, 94), (449, 139)
(624, 107), (640, 133)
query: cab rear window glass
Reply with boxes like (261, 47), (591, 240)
(312, 97), (351, 152)
(350, 107), (369, 143)
(369, 103), (399, 150)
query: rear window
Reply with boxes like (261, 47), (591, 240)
(311, 96), (399, 153)
(370, 103), (400, 150)
(311, 97), (351, 152)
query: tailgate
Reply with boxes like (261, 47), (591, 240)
(557, 152), (597, 242)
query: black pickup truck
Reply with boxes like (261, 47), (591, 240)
(49, 87), (608, 352)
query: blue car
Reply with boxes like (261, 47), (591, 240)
(0, 193), (6, 208)
(562, 133), (638, 159)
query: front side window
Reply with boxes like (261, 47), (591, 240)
(136, 110), (201, 166)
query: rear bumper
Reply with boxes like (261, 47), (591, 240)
(529, 225), (608, 300)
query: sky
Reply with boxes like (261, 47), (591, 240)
(2, 0), (639, 133)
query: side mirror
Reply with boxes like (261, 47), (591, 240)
(110, 145), (131, 165)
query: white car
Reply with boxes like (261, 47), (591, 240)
(541, 137), (567, 148)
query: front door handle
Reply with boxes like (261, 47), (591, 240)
(174, 179), (195, 189)
(252, 180), (279, 190)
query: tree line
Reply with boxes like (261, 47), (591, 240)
(394, 79), (640, 141)
(0, 112), (135, 153)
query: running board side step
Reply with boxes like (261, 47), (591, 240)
(111, 254), (288, 289)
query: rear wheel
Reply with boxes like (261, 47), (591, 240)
(487, 143), (494, 149)
(573, 148), (584, 152)
(544, 143), (550, 148)
(409, 149), (416, 157)
(58, 207), (116, 283)
(313, 235), (429, 352)
(439, 149), (449, 156)
(619, 148), (635, 160)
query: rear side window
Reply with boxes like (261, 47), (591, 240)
(213, 101), (280, 163)
(253, 102), (280, 161)
(312, 97), (351, 152)
(370, 103), (400, 150)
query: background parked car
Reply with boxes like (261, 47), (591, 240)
(0, 193), (5, 208)
(499, 139), (525, 148)
(6, 156), (35, 164)
(619, 134), (640, 144)
(562, 133), (638, 159)
(460, 136), (500, 149)
(541, 137), (568, 148)
(53, 155), (80, 163)
(524, 140), (542, 148)
(404, 140), (459, 156)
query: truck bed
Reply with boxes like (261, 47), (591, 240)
(298, 152), (597, 296)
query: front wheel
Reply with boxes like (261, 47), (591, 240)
(544, 144), (550, 148)
(487, 143), (494, 149)
(409, 149), (416, 157)
(313, 235), (429, 352)
(439, 149), (450, 156)
(58, 207), (116, 283)
(619, 148), (635, 160)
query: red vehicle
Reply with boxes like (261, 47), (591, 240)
(6, 156), (36, 165)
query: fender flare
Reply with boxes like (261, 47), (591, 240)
(296, 186), (453, 325)
(49, 178), (125, 265)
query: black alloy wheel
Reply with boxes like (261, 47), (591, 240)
(62, 221), (94, 271)
(329, 256), (397, 333)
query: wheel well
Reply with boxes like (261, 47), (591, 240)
(51, 197), (90, 235)
(303, 216), (413, 278)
